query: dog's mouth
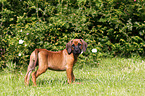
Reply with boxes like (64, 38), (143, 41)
(73, 49), (81, 55)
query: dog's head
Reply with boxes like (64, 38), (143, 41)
(66, 39), (87, 55)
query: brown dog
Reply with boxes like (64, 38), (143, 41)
(25, 39), (87, 86)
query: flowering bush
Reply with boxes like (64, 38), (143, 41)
(0, 0), (145, 68)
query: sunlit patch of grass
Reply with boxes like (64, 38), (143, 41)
(0, 57), (144, 96)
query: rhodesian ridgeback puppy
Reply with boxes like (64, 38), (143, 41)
(25, 39), (87, 86)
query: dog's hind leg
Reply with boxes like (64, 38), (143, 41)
(32, 66), (48, 86)
(25, 65), (34, 86)
(25, 70), (32, 85)
(25, 56), (35, 86)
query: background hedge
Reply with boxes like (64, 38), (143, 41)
(0, 0), (145, 69)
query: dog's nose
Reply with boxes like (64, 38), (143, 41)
(75, 48), (79, 51)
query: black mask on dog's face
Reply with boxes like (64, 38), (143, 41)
(71, 43), (82, 55)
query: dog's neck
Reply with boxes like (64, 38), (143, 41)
(73, 53), (80, 60)
(64, 49), (80, 60)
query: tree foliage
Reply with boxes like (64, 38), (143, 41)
(0, 0), (145, 68)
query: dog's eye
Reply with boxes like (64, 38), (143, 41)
(72, 44), (75, 47)
(78, 43), (81, 46)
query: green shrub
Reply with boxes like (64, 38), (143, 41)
(0, 0), (145, 69)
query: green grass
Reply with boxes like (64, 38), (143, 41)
(0, 57), (144, 96)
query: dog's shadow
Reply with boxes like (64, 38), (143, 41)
(29, 77), (88, 86)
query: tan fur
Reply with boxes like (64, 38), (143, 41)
(24, 39), (87, 86)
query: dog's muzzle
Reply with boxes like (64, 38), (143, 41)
(73, 46), (81, 55)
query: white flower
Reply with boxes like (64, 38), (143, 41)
(19, 39), (24, 44)
(18, 53), (21, 56)
(25, 44), (27, 46)
(92, 48), (97, 53)
(20, 29), (22, 32)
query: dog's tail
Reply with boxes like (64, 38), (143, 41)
(32, 49), (39, 70)
(25, 49), (39, 85)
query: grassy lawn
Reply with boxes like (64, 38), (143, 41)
(0, 57), (144, 96)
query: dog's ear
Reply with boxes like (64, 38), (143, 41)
(81, 39), (87, 52)
(66, 40), (72, 54)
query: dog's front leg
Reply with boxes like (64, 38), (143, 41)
(71, 71), (75, 82)
(66, 67), (73, 84)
